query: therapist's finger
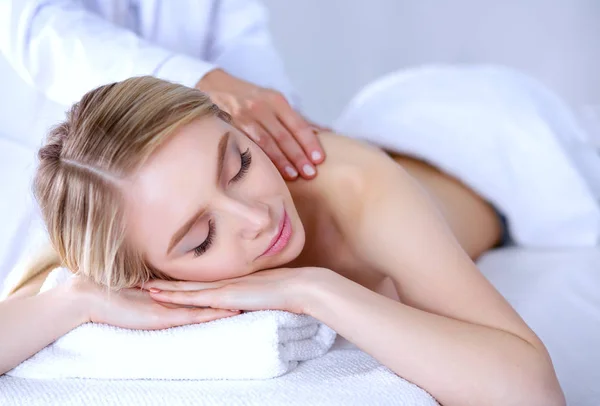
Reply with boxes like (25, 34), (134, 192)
(238, 120), (299, 180)
(268, 93), (325, 165)
(255, 111), (316, 180)
(309, 121), (333, 133)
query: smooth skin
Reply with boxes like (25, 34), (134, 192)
(1, 117), (564, 406)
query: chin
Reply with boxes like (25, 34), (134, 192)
(284, 211), (305, 256)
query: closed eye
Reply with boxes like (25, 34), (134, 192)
(193, 219), (215, 257)
(192, 148), (251, 257)
(230, 148), (252, 183)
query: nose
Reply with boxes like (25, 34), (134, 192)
(222, 197), (271, 240)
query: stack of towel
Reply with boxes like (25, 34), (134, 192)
(8, 267), (337, 380)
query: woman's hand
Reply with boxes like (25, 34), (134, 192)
(196, 69), (325, 180)
(142, 267), (333, 315)
(71, 276), (239, 330)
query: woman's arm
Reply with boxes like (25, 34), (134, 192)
(0, 0), (215, 105)
(0, 277), (88, 375)
(0, 272), (238, 376)
(307, 270), (562, 406)
(326, 150), (564, 406)
(144, 255), (562, 406)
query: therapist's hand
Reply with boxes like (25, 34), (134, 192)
(196, 69), (325, 180)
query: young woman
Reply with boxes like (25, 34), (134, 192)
(0, 77), (564, 405)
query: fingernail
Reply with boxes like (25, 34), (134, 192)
(149, 288), (161, 293)
(311, 151), (322, 162)
(302, 164), (316, 176)
(285, 166), (298, 178)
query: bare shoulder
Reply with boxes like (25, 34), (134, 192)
(314, 132), (399, 191)
(318, 132), (392, 168)
(320, 132), (413, 194)
(290, 132), (407, 221)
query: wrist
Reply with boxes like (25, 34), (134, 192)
(296, 267), (344, 317)
(196, 69), (258, 96)
(195, 68), (228, 92)
(63, 276), (96, 324)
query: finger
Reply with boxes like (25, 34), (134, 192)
(158, 301), (184, 309)
(168, 308), (240, 327)
(310, 122), (333, 133)
(143, 279), (228, 292)
(257, 111), (317, 180)
(150, 289), (216, 307)
(238, 120), (299, 180)
(151, 287), (244, 311)
(268, 93), (325, 166)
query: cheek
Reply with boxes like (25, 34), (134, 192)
(202, 254), (247, 280)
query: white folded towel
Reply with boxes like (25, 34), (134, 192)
(334, 65), (600, 247)
(8, 267), (337, 380)
(1, 337), (438, 406)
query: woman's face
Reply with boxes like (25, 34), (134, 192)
(123, 116), (305, 282)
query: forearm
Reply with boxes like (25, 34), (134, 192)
(1, 0), (215, 105)
(305, 272), (564, 406)
(0, 282), (89, 375)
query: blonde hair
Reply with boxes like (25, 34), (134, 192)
(8, 76), (229, 295)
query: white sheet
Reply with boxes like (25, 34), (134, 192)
(479, 247), (600, 406)
(2, 247), (599, 405)
(334, 65), (600, 247)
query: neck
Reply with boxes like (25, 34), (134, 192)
(284, 180), (338, 269)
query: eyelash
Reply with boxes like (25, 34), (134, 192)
(193, 219), (215, 257)
(230, 148), (252, 183)
(193, 148), (252, 257)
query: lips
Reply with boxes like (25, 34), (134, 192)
(260, 209), (292, 257)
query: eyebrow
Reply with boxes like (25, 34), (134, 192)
(166, 131), (230, 255)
